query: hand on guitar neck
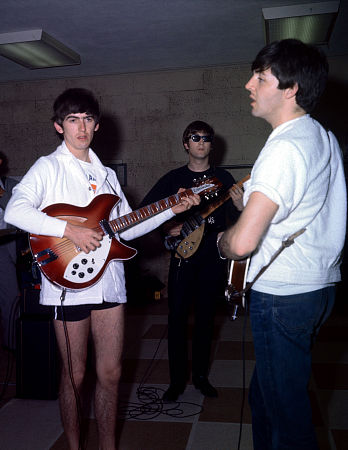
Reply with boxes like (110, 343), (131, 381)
(170, 188), (201, 214)
(228, 183), (244, 211)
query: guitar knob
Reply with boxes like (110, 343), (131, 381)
(78, 272), (85, 278)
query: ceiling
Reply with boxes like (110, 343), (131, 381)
(0, 0), (348, 84)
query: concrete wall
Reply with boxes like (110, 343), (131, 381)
(0, 64), (270, 190)
(0, 59), (347, 294)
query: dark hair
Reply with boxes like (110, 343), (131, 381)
(52, 88), (100, 125)
(251, 39), (328, 113)
(182, 120), (215, 146)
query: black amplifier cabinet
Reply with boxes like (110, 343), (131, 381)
(16, 313), (58, 400)
(20, 288), (53, 318)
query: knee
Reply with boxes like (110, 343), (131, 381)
(60, 365), (86, 390)
(97, 363), (122, 389)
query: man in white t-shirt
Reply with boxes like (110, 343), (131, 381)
(5, 88), (200, 450)
(218, 39), (346, 449)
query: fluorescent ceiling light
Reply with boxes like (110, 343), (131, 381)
(262, 1), (340, 45)
(0, 29), (80, 69)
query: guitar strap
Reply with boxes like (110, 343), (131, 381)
(237, 227), (306, 298)
(106, 178), (117, 195)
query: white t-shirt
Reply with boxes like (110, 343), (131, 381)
(244, 115), (346, 295)
(79, 160), (97, 193)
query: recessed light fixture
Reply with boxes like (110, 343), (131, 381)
(262, 1), (340, 45)
(0, 29), (81, 69)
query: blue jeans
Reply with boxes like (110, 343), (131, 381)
(248, 287), (335, 450)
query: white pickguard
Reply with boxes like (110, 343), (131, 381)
(63, 236), (112, 284)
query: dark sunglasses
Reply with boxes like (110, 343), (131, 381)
(189, 134), (213, 143)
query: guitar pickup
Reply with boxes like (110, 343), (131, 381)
(182, 215), (204, 236)
(34, 248), (58, 266)
(99, 219), (115, 239)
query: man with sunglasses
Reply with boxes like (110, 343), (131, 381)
(140, 120), (243, 401)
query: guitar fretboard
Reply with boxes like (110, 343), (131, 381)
(190, 174), (250, 221)
(109, 189), (194, 233)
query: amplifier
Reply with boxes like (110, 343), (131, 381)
(20, 288), (53, 318)
(16, 316), (58, 400)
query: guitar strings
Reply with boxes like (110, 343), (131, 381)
(41, 225), (105, 257)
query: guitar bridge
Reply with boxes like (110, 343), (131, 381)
(34, 248), (58, 266)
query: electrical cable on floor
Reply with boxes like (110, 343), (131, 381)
(60, 289), (85, 450)
(118, 321), (203, 421)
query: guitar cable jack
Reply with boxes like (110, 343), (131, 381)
(230, 304), (239, 321)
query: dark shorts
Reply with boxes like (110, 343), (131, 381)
(54, 301), (121, 322)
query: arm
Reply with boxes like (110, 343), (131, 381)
(120, 189), (200, 241)
(218, 191), (278, 260)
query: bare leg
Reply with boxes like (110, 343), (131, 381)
(91, 304), (125, 450)
(54, 317), (90, 450)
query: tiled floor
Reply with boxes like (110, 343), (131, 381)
(0, 293), (348, 449)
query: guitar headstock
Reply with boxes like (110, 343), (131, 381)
(191, 176), (223, 199)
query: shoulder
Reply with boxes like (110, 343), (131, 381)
(33, 153), (61, 170)
(20, 151), (68, 186)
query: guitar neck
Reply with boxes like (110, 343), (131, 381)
(199, 191), (230, 220)
(199, 173), (250, 220)
(108, 189), (194, 233)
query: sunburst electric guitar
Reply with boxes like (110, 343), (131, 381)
(29, 177), (222, 291)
